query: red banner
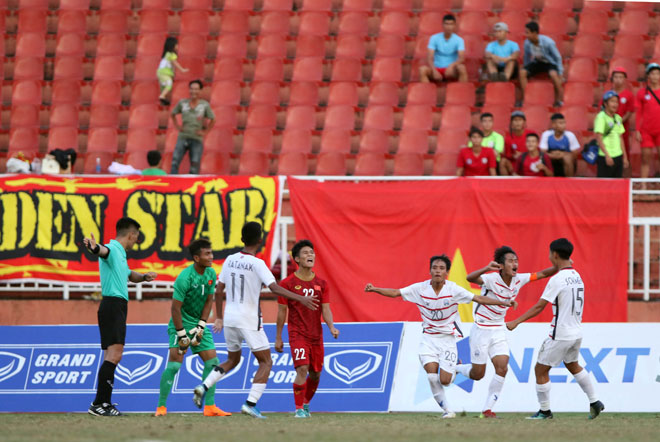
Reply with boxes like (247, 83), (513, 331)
(289, 178), (628, 323)
(0, 175), (280, 283)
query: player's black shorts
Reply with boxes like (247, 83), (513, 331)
(525, 61), (558, 77)
(97, 296), (128, 350)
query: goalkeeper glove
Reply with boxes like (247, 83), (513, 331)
(189, 320), (206, 346)
(176, 328), (190, 354)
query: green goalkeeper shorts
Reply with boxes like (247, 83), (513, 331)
(167, 320), (216, 354)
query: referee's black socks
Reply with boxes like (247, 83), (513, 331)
(93, 361), (117, 406)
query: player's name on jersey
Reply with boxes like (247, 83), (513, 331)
(225, 260), (255, 271)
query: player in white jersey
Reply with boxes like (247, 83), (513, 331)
(193, 222), (318, 418)
(365, 254), (511, 418)
(454, 246), (558, 418)
(507, 238), (604, 420)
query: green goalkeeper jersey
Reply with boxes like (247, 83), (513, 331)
(170, 265), (217, 325)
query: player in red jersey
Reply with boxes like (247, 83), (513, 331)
(275, 240), (340, 418)
(635, 63), (660, 179)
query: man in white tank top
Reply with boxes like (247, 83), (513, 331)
(507, 238), (604, 420)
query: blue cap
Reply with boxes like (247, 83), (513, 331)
(602, 90), (619, 103)
(646, 63), (660, 74)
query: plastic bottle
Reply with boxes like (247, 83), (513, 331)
(95, 157), (101, 173)
(31, 157), (41, 174)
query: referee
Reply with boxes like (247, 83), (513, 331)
(84, 217), (157, 417)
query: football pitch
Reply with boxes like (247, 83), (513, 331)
(1, 412), (658, 442)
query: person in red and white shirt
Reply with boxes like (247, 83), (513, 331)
(501, 110), (535, 175)
(516, 133), (553, 177)
(275, 240), (339, 418)
(456, 246), (558, 418)
(507, 238), (604, 420)
(365, 255), (510, 418)
(635, 63), (660, 179)
(456, 128), (497, 177)
(600, 67), (635, 157)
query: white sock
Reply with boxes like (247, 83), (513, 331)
(573, 369), (598, 403)
(455, 363), (472, 378)
(483, 374), (505, 411)
(536, 382), (551, 411)
(247, 382), (267, 404)
(202, 366), (226, 390)
(427, 373), (450, 412)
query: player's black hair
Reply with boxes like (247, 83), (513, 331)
(526, 132), (539, 141)
(550, 238), (574, 260)
(189, 79), (203, 89)
(551, 113), (565, 121)
(162, 36), (178, 57)
(116, 217), (140, 236)
(494, 246), (517, 265)
(147, 150), (162, 167)
(469, 127), (484, 138)
(443, 14), (456, 23)
(189, 237), (212, 257)
(241, 221), (263, 246)
(480, 112), (494, 120)
(430, 255), (451, 271)
(291, 239), (314, 259)
(526, 21), (540, 34)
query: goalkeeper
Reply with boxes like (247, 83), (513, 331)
(155, 238), (231, 417)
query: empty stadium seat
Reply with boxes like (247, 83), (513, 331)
(561, 105), (591, 134)
(10, 105), (39, 128)
(55, 33), (85, 58)
(572, 34), (606, 59)
(259, 11), (292, 35)
(357, 129), (388, 154)
(141, 0), (170, 9)
(210, 105), (239, 129)
(521, 105), (550, 133)
(336, 12), (370, 37)
(238, 151), (270, 175)
(223, 0), (255, 11)
(285, 106), (317, 131)
(129, 104), (159, 130)
(49, 104), (79, 128)
(577, 9), (609, 36)
(421, 0), (452, 11)
(256, 34), (288, 59)
(315, 152), (347, 175)
(537, 10), (572, 35)
(563, 82), (596, 108)
(295, 35), (326, 58)
(125, 129), (157, 152)
(444, 82), (476, 106)
(253, 58), (286, 82)
(53, 56), (84, 81)
(619, 10), (652, 36)
(98, 10), (129, 35)
(130, 81), (160, 106)
(319, 129), (352, 154)
(87, 128), (119, 152)
(329, 82), (360, 106)
(297, 11), (331, 36)
(363, 105), (394, 131)
(277, 152), (309, 175)
(334, 35), (368, 60)
(398, 128), (431, 154)
(216, 34), (249, 59)
(12, 80), (42, 106)
(354, 153), (386, 176)
(402, 105), (434, 131)
(372, 58), (402, 83)
(183, 0), (213, 10)
(200, 152), (232, 174)
(288, 82), (319, 106)
(50, 79), (82, 105)
(48, 127), (79, 150)
(393, 153), (424, 176)
(418, 12), (445, 36)
(484, 82), (516, 107)
(324, 105), (356, 130)
(91, 80), (122, 106)
(457, 12), (490, 35)
(299, 0), (332, 12)
(374, 35), (407, 59)
(8, 128), (39, 154)
(204, 128), (235, 153)
(60, 0), (92, 10)
(15, 33), (46, 59)
(101, 0), (131, 11)
(138, 10), (169, 35)
(281, 129), (313, 153)
(13, 57), (44, 81)
(18, 9), (48, 34)
(566, 58), (598, 82)
(367, 82), (399, 107)
(612, 34), (646, 61)
(213, 58), (245, 82)
(94, 56), (125, 81)
(331, 59), (363, 82)
(219, 11), (251, 35)
(440, 105), (471, 131)
(406, 82), (438, 106)
(136, 34), (167, 59)
(432, 151), (460, 175)
(243, 127), (275, 152)
(379, 11), (412, 36)
(57, 10), (87, 34)
(292, 58), (324, 83)
(132, 56), (161, 81)
(178, 34), (207, 59)
(342, 0), (373, 12)
(89, 105), (120, 128)
(180, 11), (210, 36)
(209, 81), (242, 107)
(524, 81), (555, 106)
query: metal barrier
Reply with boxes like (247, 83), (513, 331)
(628, 179), (660, 301)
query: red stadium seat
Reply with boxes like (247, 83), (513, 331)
(129, 104), (159, 130)
(100, 0), (131, 10)
(329, 82), (360, 106)
(98, 11), (129, 35)
(216, 35), (248, 59)
(183, 0), (213, 10)
(382, 0), (413, 11)
(484, 82), (516, 108)
(444, 82), (476, 106)
(219, 11), (251, 34)
(13, 57), (44, 81)
(421, 0), (452, 11)
(8, 128), (39, 154)
(138, 10), (169, 35)
(55, 33), (85, 58)
(320, 130), (352, 154)
(566, 58), (598, 83)
(324, 105), (356, 131)
(136, 34), (166, 59)
(253, 58), (285, 82)
(259, 11), (291, 35)
(537, 11), (572, 36)
(497, 10), (530, 36)
(331, 59), (363, 82)
(393, 153), (424, 176)
(521, 105), (550, 133)
(132, 56), (161, 82)
(60, 0), (92, 10)
(288, 82), (319, 106)
(87, 128), (119, 152)
(358, 130), (389, 154)
(433, 155), (460, 176)
(608, 57), (642, 82)
(297, 12), (331, 36)
(440, 105), (471, 131)
(354, 153), (386, 176)
(406, 82), (438, 106)
(83, 152), (116, 173)
(238, 151), (270, 175)
(281, 129), (313, 153)
(379, 11), (412, 36)
(210, 81), (242, 107)
(223, 0), (255, 11)
(367, 82), (399, 107)
(462, 34), (487, 60)
(48, 127), (79, 150)
(334, 35), (368, 60)
(54, 56), (84, 81)
(124, 151), (151, 170)
(12, 80), (42, 106)
(462, 0), (493, 12)
(174, 57), (205, 82)
(612, 35), (645, 61)
(315, 152), (347, 175)
(342, 0), (373, 12)
(524, 81), (554, 106)
(200, 152), (232, 174)
(262, 0), (293, 11)
(50, 80), (82, 105)
(292, 58), (324, 83)
(57, 10), (87, 34)
(582, 0), (614, 10)
(398, 128), (431, 154)
(500, 0), (533, 11)
(285, 106), (317, 131)
(94, 56), (125, 82)
(180, 11), (210, 35)
(15, 33), (46, 58)
(577, 10), (609, 36)
(125, 129), (157, 152)
(336, 12), (370, 37)
(213, 58), (245, 82)
(256, 34), (288, 59)
(178, 34), (207, 59)
(130, 81), (160, 106)
(204, 128), (235, 153)
(371, 58), (402, 83)
(141, 0), (170, 9)
(563, 82), (596, 108)
(211, 106), (239, 129)
(246, 105), (278, 129)
(91, 80), (122, 106)
(295, 35), (326, 58)
(17, 0), (49, 10)
(89, 105), (119, 128)
(18, 9), (47, 34)
(418, 12), (445, 36)
(10, 105), (39, 128)
(49, 104), (79, 128)
(457, 12), (489, 35)
(619, 10), (652, 36)
(479, 104), (511, 133)
(401, 105), (434, 131)
(299, 0), (332, 11)
(571, 34), (606, 59)
(561, 105), (590, 134)
(363, 105), (394, 131)
(375, 35), (407, 59)
(277, 152), (309, 175)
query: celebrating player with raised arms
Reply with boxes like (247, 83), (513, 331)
(365, 255), (511, 418)
(193, 222), (319, 419)
(507, 238), (604, 420)
(274, 240), (340, 418)
(155, 238), (230, 417)
(455, 246), (558, 418)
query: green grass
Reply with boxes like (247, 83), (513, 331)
(1, 412), (658, 442)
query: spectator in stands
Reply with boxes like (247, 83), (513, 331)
(170, 80), (215, 175)
(501, 111), (534, 175)
(142, 150), (167, 176)
(609, 67), (634, 160)
(635, 63), (660, 179)
(419, 14), (468, 84)
(158, 37), (189, 106)
(520, 22), (563, 107)
(469, 112), (504, 165)
(457, 128), (497, 177)
(539, 113), (580, 177)
(42, 148), (77, 174)
(595, 90), (628, 178)
(516, 133), (553, 177)
(485, 22), (520, 82)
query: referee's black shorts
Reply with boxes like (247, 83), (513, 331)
(97, 296), (128, 350)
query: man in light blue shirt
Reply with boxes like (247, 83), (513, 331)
(485, 22), (520, 82)
(521, 21), (564, 107)
(420, 14), (468, 83)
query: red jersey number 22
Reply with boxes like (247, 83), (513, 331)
(302, 288), (314, 297)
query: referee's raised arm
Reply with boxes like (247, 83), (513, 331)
(83, 232), (110, 258)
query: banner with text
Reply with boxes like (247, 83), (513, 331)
(289, 178), (628, 323)
(390, 322), (660, 412)
(0, 175), (279, 282)
(0, 323), (402, 413)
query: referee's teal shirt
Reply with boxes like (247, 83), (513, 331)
(99, 239), (131, 301)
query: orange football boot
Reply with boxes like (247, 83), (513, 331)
(154, 406), (167, 416)
(204, 405), (232, 416)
